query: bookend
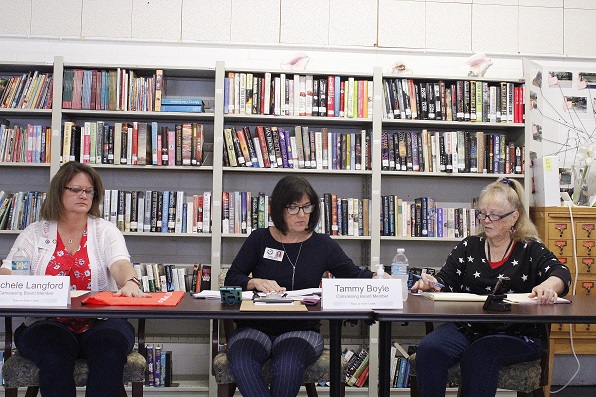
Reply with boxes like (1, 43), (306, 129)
(483, 294), (511, 312)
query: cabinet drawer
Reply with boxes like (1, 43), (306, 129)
(576, 221), (596, 239)
(552, 323), (571, 333)
(577, 239), (596, 257)
(546, 222), (573, 239)
(574, 324), (595, 334)
(575, 277), (596, 296)
(548, 239), (573, 257)
(577, 257), (595, 274)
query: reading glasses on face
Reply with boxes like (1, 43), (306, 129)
(286, 204), (314, 215)
(476, 210), (515, 222)
(64, 187), (96, 197)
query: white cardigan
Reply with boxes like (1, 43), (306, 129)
(2, 217), (130, 292)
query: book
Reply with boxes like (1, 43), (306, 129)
(160, 104), (203, 112)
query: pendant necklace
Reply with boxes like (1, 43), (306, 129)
(487, 238), (514, 262)
(281, 241), (303, 290)
(68, 238), (73, 244)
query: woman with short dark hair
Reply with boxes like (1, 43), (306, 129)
(224, 175), (374, 397)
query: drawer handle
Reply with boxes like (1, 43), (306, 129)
(583, 224), (594, 238)
(555, 241), (567, 256)
(587, 324), (591, 331)
(555, 223), (567, 238)
(583, 241), (595, 256)
(558, 324), (564, 331)
(582, 258), (594, 272)
(582, 281), (594, 296)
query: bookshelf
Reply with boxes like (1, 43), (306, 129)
(0, 57), (530, 397)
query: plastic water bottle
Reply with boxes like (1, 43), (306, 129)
(391, 248), (409, 301)
(11, 248), (31, 276)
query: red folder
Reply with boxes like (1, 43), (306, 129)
(82, 291), (185, 306)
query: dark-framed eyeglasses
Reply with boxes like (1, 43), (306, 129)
(476, 210), (515, 222)
(64, 186), (96, 197)
(286, 204), (315, 215)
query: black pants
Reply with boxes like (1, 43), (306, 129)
(15, 318), (135, 397)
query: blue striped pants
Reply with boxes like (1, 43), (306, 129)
(227, 327), (324, 397)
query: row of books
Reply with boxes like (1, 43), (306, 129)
(388, 343), (417, 388)
(0, 191), (45, 231)
(145, 344), (173, 387)
(381, 130), (524, 175)
(381, 195), (480, 238)
(224, 125), (372, 170)
(221, 191), (371, 237)
(101, 190), (212, 234)
(132, 263), (211, 294)
(0, 122), (51, 163)
(343, 348), (369, 387)
(225, 72), (373, 118)
(0, 71), (53, 109)
(60, 121), (205, 166)
(62, 68), (156, 112)
(382, 78), (524, 123)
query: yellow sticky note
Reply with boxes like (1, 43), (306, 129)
(544, 157), (553, 172)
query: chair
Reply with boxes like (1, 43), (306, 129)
(2, 317), (147, 397)
(211, 318), (348, 397)
(408, 322), (551, 397)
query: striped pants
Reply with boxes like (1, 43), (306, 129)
(227, 327), (324, 397)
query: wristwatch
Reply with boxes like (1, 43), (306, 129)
(125, 277), (141, 288)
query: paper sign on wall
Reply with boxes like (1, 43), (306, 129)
(0, 276), (70, 307)
(321, 278), (403, 310)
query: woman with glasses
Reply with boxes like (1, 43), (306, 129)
(224, 175), (374, 397)
(411, 177), (571, 397)
(1, 161), (147, 397)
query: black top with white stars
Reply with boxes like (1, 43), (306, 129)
(435, 236), (572, 337)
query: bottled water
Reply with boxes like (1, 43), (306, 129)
(11, 248), (31, 276)
(391, 248), (409, 301)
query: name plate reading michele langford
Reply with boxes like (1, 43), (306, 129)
(321, 278), (403, 310)
(0, 276), (70, 307)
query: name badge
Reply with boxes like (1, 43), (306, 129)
(321, 278), (403, 310)
(263, 247), (284, 261)
(0, 276), (71, 307)
(38, 237), (56, 250)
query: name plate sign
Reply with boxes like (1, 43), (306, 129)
(321, 278), (403, 310)
(0, 276), (70, 307)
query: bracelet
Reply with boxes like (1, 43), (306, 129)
(125, 277), (141, 288)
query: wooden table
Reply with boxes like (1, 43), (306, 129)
(1, 292), (373, 397)
(375, 294), (596, 397)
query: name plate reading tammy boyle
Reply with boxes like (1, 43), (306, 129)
(0, 276), (70, 307)
(321, 278), (403, 310)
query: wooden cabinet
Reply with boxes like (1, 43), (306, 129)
(530, 206), (596, 388)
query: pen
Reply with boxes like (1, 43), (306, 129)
(413, 274), (445, 289)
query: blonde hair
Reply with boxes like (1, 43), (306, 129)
(477, 178), (539, 242)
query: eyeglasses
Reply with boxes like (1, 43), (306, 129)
(64, 186), (96, 197)
(476, 210), (515, 222)
(286, 204), (315, 215)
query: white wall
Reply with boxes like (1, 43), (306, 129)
(0, 0), (595, 78)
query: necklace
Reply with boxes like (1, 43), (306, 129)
(487, 238), (514, 262)
(281, 241), (303, 290)
(68, 238), (73, 244)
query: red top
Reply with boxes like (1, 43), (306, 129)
(488, 241), (517, 269)
(47, 228), (95, 333)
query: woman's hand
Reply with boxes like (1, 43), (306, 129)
(247, 278), (285, 293)
(114, 281), (150, 298)
(529, 276), (565, 304)
(411, 274), (442, 292)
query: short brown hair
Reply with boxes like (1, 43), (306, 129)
(40, 162), (104, 221)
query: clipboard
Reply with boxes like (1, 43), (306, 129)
(240, 300), (307, 312)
